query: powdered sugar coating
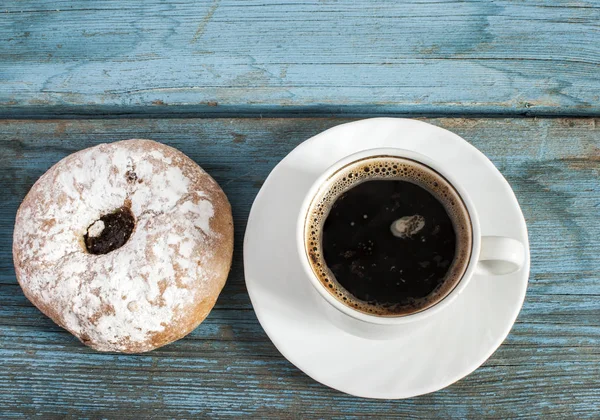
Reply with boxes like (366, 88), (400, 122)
(13, 140), (234, 352)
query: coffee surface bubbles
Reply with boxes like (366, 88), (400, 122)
(305, 156), (472, 316)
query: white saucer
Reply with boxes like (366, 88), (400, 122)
(244, 118), (530, 399)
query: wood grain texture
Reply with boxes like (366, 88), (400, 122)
(0, 117), (598, 418)
(2, 0), (600, 117)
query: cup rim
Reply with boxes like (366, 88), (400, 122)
(296, 147), (482, 325)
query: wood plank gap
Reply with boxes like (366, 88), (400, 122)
(2, 105), (600, 120)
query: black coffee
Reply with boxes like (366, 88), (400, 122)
(305, 157), (472, 316)
(323, 179), (455, 307)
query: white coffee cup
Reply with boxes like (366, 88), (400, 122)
(296, 148), (525, 339)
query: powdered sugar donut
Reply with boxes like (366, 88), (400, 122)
(13, 140), (234, 353)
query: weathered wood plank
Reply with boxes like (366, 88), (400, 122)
(0, 118), (599, 418)
(2, 1), (600, 117)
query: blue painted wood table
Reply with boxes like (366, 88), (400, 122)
(1, 1), (599, 418)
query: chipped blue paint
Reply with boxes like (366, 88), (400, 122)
(0, 118), (598, 417)
(1, 0), (600, 117)
(1, 0), (599, 415)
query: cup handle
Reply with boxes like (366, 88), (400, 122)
(476, 236), (525, 276)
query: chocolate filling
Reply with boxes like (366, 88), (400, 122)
(84, 207), (135, 255)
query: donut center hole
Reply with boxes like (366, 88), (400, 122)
(84, 206), (135, 255)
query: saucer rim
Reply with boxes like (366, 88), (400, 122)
(244, 118), (530, 399)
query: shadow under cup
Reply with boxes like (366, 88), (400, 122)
(302, 155), (473, 318)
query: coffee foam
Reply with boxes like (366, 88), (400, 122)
(304, 156), (473, 317)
